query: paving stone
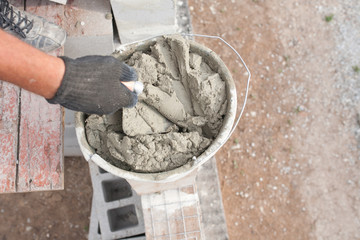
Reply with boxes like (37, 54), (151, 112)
(63, 0), (114, 58)
(64, 35), (114, 59)
(110, 0), (177, 44)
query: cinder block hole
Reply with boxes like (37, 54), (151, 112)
(97, 223), (101, 234)
(130, 233), (146, 238)
(107, 205), (139, 231)
(99, 167), (107, 174)
(102, 178), (132, 202)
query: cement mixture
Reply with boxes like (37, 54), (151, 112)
(85, 35), (228, 173)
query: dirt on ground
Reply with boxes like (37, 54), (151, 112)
(188, 0), (360, 239)
(0, 0), (359, 239)
(0, 157), (92, 240)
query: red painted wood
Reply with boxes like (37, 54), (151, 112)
(0, 1), (23, 194)
(9, 0), (24, 8)
(0, 82), (20, 193)
(0, 0), (69, 193)
(2, 0), (109, 193)
(17, 0), (64, 192)
(18, 92), (64, 191)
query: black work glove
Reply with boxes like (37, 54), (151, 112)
(47, 55), (138, 115)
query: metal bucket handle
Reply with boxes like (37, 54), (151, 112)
(183, 33), (251, 143)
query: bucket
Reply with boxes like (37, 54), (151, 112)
(75, 34), (250, 185)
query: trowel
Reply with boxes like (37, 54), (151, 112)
(121, 80), (144, 95)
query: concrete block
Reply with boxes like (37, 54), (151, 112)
(64, 109), (82, 156)
(107, 205), (139, 232)
(89, 198), (146, 240)
(89, 195), (102, 240)
(64, 35), (114, 59)
(196, 157), (229, 239)
(122, 236), (146, 240)
(110, 0), (177, 44)
(63, 0), (114, 58)
(102, 178), (133, 202)
(89, 160), (145, 240)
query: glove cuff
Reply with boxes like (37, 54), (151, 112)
(47, 56), (72, 104)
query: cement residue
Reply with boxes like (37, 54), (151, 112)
(85, 35), (227, 173)
(107, 131), (211, 173)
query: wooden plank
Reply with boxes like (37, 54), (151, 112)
(0, 0), (24, 194)
(17, 92), (64, 191)
(16, 0), (112, 191)
(17, 0), (64, 192)
(0, 82), (20, 193)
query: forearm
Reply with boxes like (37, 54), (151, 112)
(0, 29), (65, 99)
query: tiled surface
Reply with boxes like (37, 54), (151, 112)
(142, 185), (203, 240)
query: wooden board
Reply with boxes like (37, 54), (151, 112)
(0, 1), (23, 193)
(0, 82), (20, 193)
(1, 0), (112, 193)
(17, 92), (64, 191)
(17, 0), (65, 192)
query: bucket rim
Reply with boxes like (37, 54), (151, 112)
(75, 34), (241, 183)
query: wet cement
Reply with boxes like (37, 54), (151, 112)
(85, 35), (227, 173)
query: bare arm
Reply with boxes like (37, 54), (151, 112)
(0, 29), (139, 115)
(0, 29), (65, 99)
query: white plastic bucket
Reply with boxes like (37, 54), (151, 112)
(75, 34), (250, 184)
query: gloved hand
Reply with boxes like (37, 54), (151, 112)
(47, 55), (138, 115)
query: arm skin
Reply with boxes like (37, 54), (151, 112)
(0, 29), (65, 99)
